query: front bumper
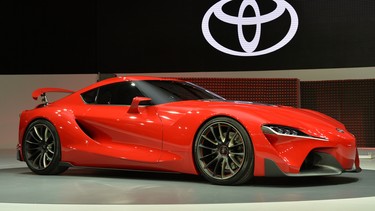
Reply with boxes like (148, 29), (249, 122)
(265, 151), (361, 177)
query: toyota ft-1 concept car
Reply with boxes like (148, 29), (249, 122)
(18, 76), (361, 185)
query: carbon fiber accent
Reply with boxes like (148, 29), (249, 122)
(265, 152), (345, 177)
(16, 150), (22, 161)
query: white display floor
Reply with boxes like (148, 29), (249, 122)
(1, 149), (375, 210)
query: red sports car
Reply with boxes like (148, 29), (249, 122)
(17, 76), (361, 185)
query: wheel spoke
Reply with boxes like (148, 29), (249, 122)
(47, 148), (54, 154)
(199, 144), (216, 151)
(229, 142), (243, 149)
(229, 131), (239, 146)
(221, 157), (227, 178)
(218, 123), (224, 142)
(27, 145), (40, 151)
(26, 140), (39, 145)
(213, 157), (222, 176)
(32, 153), (42, 168)
(43, 153), (48, 168)
(29, 131), (41, 143)
(229, 152), (245, 156)
(225, 157), (235, 174)
(224, 126), (231, 144)
(47, 142), (55, 147)
(210, 126), (219, 142)
(228, 154), (241, 167)
(44, 127), (51, 142)
(46, 152), (53, 160)
(34, 126), (43, 141)
(200, 151), (218, 160)
(204, 155), (219, 169)
(202, 135), (218, 145)
(29, 149), (41, 160)
(38, 152), (43, 169)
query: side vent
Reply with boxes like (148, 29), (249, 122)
(75, 119), (94, 139)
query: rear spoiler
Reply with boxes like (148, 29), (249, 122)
(32, 88), (74, 105)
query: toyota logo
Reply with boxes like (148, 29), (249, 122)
(202, 0), (299, 56)
(336, 128), (345, 133)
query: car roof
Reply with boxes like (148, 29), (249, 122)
(108, 75), (181, 82)
(77, 75), (184, 94)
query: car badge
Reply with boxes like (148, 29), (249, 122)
(336, 128), (345, 133)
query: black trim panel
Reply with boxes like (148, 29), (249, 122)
(16, 150), (22, 161)
(264, 152), (350, 177)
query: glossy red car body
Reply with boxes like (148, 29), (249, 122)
(18, 76), (361, 183)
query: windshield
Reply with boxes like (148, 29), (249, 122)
(135, 80), (225, 105)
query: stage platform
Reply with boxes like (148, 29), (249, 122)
(1, 149), (374, 210)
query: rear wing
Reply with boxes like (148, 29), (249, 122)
(32, 88), (74, 105)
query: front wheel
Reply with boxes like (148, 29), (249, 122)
(22, 119), (68, 175)
(194, 117), (254, 185)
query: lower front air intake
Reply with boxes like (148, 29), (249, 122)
(264, 152), (344, 177)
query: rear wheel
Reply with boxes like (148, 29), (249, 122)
(23, 119), (68, 175)
(194, 117), (254, 185)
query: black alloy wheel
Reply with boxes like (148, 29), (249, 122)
(194, 117), (254, 185)
(23, 119), (68, 175)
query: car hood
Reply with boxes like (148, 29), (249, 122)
(158, 99), (347, 135)
(216, 99), (343, 126)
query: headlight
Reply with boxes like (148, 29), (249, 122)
(262, 125), (328, 141)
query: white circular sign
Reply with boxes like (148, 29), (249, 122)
(202, 0), (299, 56)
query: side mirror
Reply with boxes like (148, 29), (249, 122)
(128, 97), (152, 113)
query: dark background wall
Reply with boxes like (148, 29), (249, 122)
(301, 80), (375, 147)
(2, 0), (375, 74)
(180, 77), (300, 107)
(2, 1), (97, 73)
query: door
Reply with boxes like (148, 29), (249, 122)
(78, 81), (163, 163)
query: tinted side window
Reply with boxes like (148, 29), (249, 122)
(81, 88), (98, 104)
(134, 80), (224, 104)
(81, 82), (145, 105)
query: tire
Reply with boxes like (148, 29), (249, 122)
(22, 119), (68, 175)
(193, 117), (254, 185)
